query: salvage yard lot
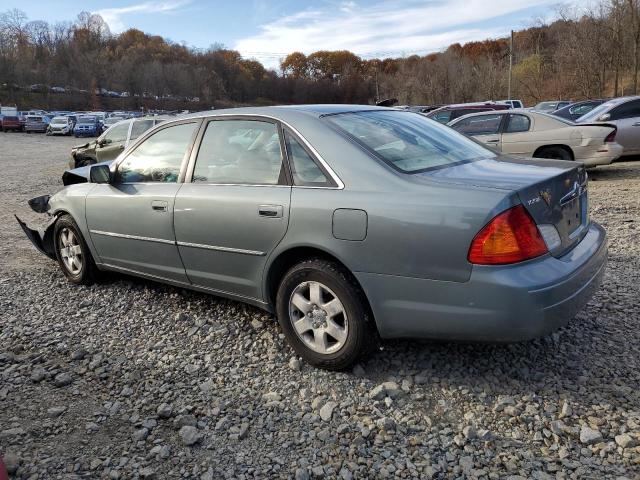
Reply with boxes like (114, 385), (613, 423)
(1, 133), (639, 479)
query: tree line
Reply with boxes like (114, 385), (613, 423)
(0, 1), (639, 111)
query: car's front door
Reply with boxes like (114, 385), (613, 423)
(86, 120), (200, 282)
(174, 118), (291, 300)
(608, 99), (640, 154)
(96, 121), (131, 162)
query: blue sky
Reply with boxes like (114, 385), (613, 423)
(2, 0), (571, 69)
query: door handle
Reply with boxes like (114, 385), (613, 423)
(258, 205), (283, 218)
(485, 139), (500, 143)
(151, 200), (168, 212)
(633, 122), (640, 127)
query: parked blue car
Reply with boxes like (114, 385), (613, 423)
(74, 116), (101, 137)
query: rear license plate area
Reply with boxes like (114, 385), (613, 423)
(563, 197), (581, 234)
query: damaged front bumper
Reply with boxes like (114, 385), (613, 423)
(15, 195), (57, 260)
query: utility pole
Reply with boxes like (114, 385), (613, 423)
(508, 30), (514, 100)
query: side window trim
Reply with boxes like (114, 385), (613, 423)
(282, 127), (337, 188)
(113, 118), (202, 184)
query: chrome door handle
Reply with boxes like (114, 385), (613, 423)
(151, 200), (168, 212)
(258, 205), (283, 218)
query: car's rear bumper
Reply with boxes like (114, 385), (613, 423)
(576, 143), (624, 167)
(356, 222), (607, 341)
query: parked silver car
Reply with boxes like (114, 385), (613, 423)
(17, 105), (608, 370)
(575, 96), (640, 156)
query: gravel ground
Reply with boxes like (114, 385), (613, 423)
(1, 132), (639, 480)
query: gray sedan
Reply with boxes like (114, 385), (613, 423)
(575, 96), (640, 156)
(17, 105), (607, 370)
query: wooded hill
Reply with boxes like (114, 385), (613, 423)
(1, 1), (638, 110)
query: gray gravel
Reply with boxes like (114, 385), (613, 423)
(1, 133), (640, 479)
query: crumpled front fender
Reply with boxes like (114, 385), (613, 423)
(15, 194), (58, 260)
(15, 215), (57, 260)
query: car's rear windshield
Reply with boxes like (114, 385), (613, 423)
(325, 110), (495, 173)
(4, 116), (18, 121)
(78, 116), (96, 124)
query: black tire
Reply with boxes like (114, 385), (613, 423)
(276, 258), (377, 370)
(535, 146), (573, 160)
(53, 214), (99, 285)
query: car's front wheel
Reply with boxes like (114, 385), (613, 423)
(53, 215), (99, 285)
(276, 258), (376, 370)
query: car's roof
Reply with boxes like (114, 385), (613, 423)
(179, 104), (389, 122)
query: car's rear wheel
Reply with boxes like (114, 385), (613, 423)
(276, 258), (376, 370)
(535, 146), (573, 160)
(54, 215), (99, 285)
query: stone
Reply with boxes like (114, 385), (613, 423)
(289, 357), (302, 371)
(262, 391), (282, 402)
(179, 425), (202, 446)
(580, 426), (603, 445)
(156, 403), (173, 419)
(615, 433), (638, 449)
(53, 372), (72, 387)
(3, 452), (19, 474)
(369, 382), (402, 400)
(47, 406), (66, 418)
(319, 401), (337, 421)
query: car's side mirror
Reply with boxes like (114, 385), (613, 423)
(90, 164), (111, 184)
(598, 113), (611, 122)
(97, 138), (107, 147)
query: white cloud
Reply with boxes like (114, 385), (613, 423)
(96, 0), (192, 33)
(235, 0), (560, 70)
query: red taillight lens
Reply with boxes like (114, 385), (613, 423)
(468, 205), (548, 265)
(604, 128), (616, 143)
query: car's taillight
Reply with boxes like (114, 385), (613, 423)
(468, 205), (548, 265)
(604, 128), (616, 143)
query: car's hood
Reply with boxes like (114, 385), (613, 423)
(62, 160), (113, 186)
(72, 141), (95, 150)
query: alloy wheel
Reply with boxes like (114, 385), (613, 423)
(59, 227), (83, 275)
(288, 281), (348, 354)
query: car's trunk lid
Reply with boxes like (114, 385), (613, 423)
(419, 156), (589, 256)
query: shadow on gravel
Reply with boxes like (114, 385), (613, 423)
(589, 156), (640, 182)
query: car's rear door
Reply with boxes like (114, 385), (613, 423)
(85, 119), (200, 282)
(174, 117), (291, 300)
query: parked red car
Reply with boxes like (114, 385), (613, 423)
(0, 455), (9, 480)
(1, 115), (22, 132)
(426, 103), (510, 124)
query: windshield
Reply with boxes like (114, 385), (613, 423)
(325, 110), (495, 173)
(575, 102), (617, 122)
(78, 116), (96, 124)
(52, 117), (67, 124)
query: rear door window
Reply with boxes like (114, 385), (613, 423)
(192, 119), (285, 185)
